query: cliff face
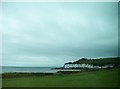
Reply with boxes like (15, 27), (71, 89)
(64, 63), (114, 69)
(63, 57), (120, 69)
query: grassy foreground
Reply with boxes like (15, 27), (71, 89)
(2, 68), (119, 87)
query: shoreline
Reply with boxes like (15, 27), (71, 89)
(2, 67), (119, 87)
(2, 67), (118, 79)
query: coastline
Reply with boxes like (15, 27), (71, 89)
(2, 67), (118, 79)
(2, 68), (119, 87)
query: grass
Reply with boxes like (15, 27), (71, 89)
(2, 68), (119, 87)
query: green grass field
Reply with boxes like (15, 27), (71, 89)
(2, 68), (119, 87)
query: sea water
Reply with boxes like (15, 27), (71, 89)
(2, 66), (58, 73)
(2, 66), (81, 73)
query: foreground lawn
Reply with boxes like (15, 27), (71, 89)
(2, 68), (119, 87)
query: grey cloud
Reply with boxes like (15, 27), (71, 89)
(2, 2), (118, 66)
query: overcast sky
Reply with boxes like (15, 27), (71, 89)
(2, 2), (118, 67)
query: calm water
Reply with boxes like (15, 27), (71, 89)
(2, 66), (58, 73)
(2, 66), (81, 73)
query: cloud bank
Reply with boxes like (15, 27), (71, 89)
(2, 2), (118, 67)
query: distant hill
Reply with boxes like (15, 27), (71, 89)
(64, 57), (120, 66)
